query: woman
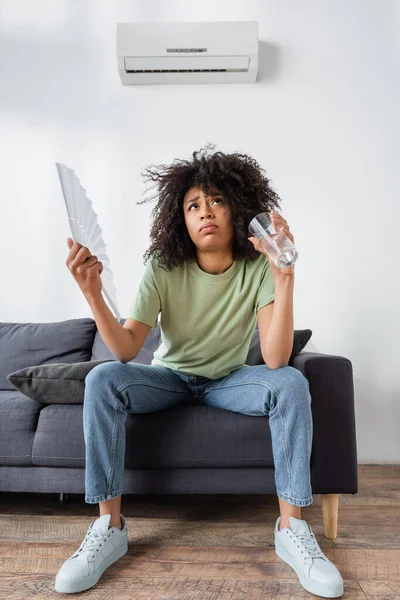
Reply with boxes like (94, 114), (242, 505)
(56, 145), (344, 597)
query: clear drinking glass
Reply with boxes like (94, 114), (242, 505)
(248, 212), (299, 268)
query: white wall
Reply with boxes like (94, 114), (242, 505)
(0, 0), (399, 462)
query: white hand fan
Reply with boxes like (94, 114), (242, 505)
(56, 162), (121, 320)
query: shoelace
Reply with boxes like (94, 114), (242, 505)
(288, 529), (326, 560)
(74, 526), (113, 558)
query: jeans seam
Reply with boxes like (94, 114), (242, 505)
(106, 397), (120, 496)
(116, 382), (189, 396)
(277, 398), (292, 497)
(202, 379), (281, 401)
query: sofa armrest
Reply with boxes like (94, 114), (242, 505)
(291, 351), (358, 495)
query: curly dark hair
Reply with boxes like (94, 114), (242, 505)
(136, 143), (283, 270)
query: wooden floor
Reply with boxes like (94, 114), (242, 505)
(0, 465), (399, 599)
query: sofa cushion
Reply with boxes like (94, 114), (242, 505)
(7, 359), (114, 405)
(31, 403), (275, 469)
(0, 318), (97, 391)
(0, 390), (42, 466)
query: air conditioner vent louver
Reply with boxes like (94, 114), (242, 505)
(124, 56), (250, 74)
(126, 69), (247, 74)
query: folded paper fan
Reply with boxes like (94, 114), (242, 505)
(56, 162), (121, 320)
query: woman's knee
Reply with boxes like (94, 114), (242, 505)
(277, 366), (311, 404)
(283, 365), (309, 384)
(85, 361), (126, 387)
(83, 362), (129, 412)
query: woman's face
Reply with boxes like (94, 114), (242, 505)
(183, 184), (234, 253)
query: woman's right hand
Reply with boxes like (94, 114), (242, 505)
(66, 238), (103, 300)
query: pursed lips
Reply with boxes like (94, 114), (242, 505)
(200, 224), (218, 232)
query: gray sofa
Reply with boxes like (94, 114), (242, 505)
(0, 317), (357, 538)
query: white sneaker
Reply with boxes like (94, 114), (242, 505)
(274, 516), (344, 598)
(55, 514), (128, 594)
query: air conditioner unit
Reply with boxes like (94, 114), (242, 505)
(117, 21), (258, 85)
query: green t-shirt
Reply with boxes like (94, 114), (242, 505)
(129, 253), (275, 379)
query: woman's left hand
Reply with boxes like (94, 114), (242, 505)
(248, 210), (295, 278)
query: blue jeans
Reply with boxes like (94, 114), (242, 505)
(83, 362), (313, 507)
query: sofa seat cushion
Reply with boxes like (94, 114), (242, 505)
(32, 403), (274, 469)
(0, 391), (43, 466)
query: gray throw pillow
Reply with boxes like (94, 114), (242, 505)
(7, 359), (114, 405)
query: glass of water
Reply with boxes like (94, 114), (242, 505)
(248, 212), (299, 268)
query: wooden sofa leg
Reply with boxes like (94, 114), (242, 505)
(321, 494), (339, 539)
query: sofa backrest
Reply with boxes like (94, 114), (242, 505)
(0, 317), (312, 390)
(91, 318), (161, 364)
(90, 319), (312, 366)
(90, 318), (277, 366)
(0, 319), (97, 391)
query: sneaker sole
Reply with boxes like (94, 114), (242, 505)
(55, 539), (128, 594)
(275, 544), (344, 598)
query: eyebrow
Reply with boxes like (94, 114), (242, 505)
(185, 192), (224, 204)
